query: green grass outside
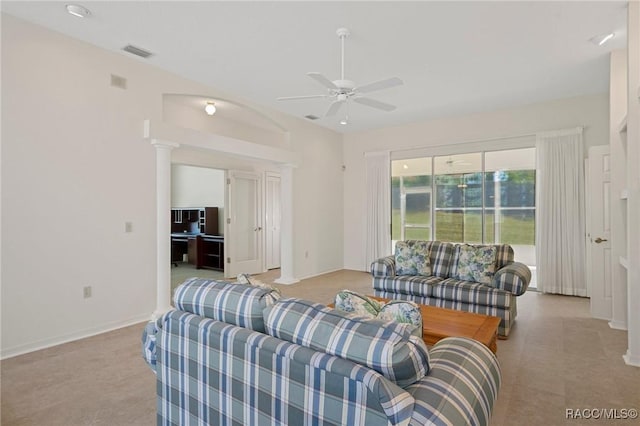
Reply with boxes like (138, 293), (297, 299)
(391, 209), (535, 245)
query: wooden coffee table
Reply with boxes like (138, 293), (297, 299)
(369, 296), (501, 353)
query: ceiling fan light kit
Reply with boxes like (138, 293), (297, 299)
(277, 27), (403, 121)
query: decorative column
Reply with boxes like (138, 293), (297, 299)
(152, 140), (179, 319)
(275, 163), (299, 284)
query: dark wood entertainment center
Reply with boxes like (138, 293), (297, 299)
(171, 207), (224, 271)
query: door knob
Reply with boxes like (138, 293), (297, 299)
(594, 237), (608, 243)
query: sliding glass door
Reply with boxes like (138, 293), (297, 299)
(391, 158), (432, 241)
(391, 147), (536, 272)
(434, 153), (483, 243)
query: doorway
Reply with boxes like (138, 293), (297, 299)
(170, 164), (226, 291)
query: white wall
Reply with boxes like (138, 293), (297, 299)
(1, 15), (343, 357)
(171, 164), (225, 208)
(343, 94), (609, 271)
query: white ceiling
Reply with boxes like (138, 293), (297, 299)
(1, 1), (627, 133)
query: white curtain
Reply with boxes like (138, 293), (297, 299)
(536, 128), (586, 296)
(365, 151), (391, 269)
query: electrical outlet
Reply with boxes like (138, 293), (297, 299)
(125, 222), (133, 233)
(83, 286), (92, 298)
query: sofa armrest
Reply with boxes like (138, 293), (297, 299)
(141, 311), (174, 373)
(141, 321), (158, 373)
(492, 261), (531, 296)
(371, 255), (396, 277)
(408, 337), (501, 426)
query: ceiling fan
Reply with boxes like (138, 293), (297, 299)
(277, 28), (403, 118)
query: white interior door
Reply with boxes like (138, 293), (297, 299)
(227, 171), (263, 277)
(588, 145), (612, 319)
(265, 173), (281, 269)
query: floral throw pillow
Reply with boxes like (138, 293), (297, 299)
(237, 273), (281, 293)
(378, 300), (423, 335)
(334, 290), (381, 317)
(394, 240), (431, 276)
(453, 245), (497, 285)
(334, 291), (423, 338)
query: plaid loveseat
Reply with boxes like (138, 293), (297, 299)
(143, 278), (502, 426)
(372, 241), (531, 337)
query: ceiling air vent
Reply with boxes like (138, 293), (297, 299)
(304, 114), (319, 120)
(122, 44), (153, 58)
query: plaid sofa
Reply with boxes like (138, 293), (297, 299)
(142, 278), (502, 426)
(371, 241), (531, 337)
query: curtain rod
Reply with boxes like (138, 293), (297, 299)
(387, 125), (585, 155)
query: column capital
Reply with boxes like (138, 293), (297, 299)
(151, 139), (180, 150)
(279, 162), (298, 170)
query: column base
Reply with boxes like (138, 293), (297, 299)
(151, 306), (174, 321)
(623, 350), (640, 367)
(609, 321), (628, 330)
(274, 276), (300, 285)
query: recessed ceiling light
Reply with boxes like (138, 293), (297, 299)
(403, 164), (409, 170)
(340, 116), (349, 125)
(66, 4), (91, 18)
(205, 102), (217, 115)
(590, 32), (615, 46)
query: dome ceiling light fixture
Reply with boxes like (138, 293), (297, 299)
(204, 102), (217, 115)
(65, 4), (91, 18)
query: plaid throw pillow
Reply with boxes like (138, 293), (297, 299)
(264, 298), (430, 388)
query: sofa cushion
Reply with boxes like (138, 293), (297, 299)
(264, 298), (430, 388)
(427, 241), (456, 278)
(451, 244), (497, 284)
(494, 244), (515, 269)
(173, 278), (280, 332)
(431, 278), (512, 309)
(395, 240), (431, 276)
(372, 274), (443, 298)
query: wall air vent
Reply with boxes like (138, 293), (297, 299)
(304, 114), (319, 120)
(122, 45), (153, 58)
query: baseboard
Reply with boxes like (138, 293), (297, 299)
(297, 267), (343, 281)
(623, 350), (640, 367)
(609, 320), (628, 330)
(1, 312), (152, 360)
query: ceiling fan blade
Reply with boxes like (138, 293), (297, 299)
(355, 77), (403, 94)
(325, 100), (344, 117)
(307, 72), (338, 90)
(277, 94), (328, 101)
(353, 97), (396, 112)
